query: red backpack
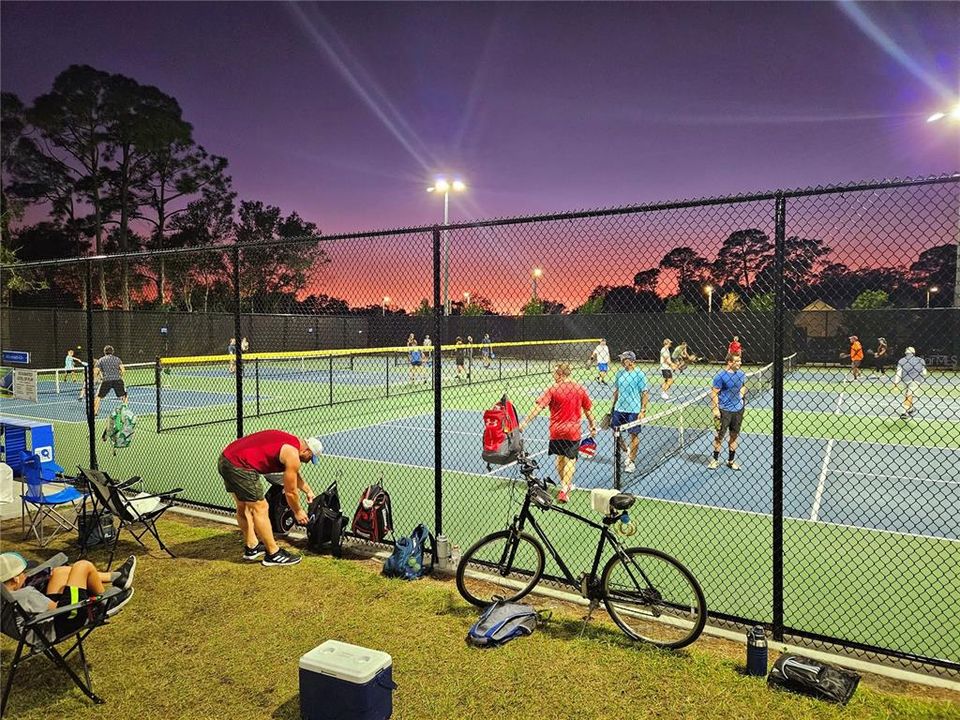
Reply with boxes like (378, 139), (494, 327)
(482, 394), (524, 468)
(351, 482), (393, 542)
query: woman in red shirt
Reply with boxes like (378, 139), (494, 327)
(727, 335), (742, 358)
(519, 364), (596, 503)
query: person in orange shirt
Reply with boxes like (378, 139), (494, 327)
(844, 335), (864, 381)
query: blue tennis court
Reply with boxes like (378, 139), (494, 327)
(318, 408), (960, 542)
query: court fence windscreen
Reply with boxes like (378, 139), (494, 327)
(2, 173), (958, 677)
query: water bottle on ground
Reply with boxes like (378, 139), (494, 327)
(746, 625), (768, 676)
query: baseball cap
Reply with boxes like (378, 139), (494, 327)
(905, 346), (916, 355)
(578, 437), (597, 457)
(305, 437), (323, 464)
(618, 351), (636, 361)
(849, 335), (858, 341)
(0, 552), (27, 583)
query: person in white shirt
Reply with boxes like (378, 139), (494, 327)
(659, 339), (676, 400)
(893, 346), (928, 419)
(422, 335), (433, 367)
(591, 339), (612, 384)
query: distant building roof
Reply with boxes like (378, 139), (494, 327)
(801, 299), (836, 312)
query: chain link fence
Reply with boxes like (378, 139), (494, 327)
(2, 174), (958, 674)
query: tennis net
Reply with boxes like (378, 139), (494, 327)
(615, 353), (798, 486)
(157, 339), (599, 431)
(0, 362), (157, 397)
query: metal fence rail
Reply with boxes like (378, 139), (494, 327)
(2, 173), (958, 675)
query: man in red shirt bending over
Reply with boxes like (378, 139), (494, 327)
(519, 363), (596, 503)
(218, 430), (322, 566)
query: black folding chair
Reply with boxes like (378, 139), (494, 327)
(77, 468), (182, 569)
(0, 552), (128, 716)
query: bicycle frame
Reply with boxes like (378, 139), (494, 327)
(508, 479), (633, 598)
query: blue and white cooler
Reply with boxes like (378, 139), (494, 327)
(299, 640), (395, 720)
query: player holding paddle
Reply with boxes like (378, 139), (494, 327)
(610, 351), (649, 474)
(709, 353), (747, 471)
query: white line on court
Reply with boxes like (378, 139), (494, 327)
(832, 469), (960, 486)
(810, 392), (844, 522)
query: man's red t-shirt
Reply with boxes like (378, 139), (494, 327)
(536, 381), (592, 441)
(728, 341), (742, 356)
(222, 430), (298, 474)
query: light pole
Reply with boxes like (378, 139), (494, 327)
(704, 285), (714, 313)
(531, 267), (543, 301)
(382, 296), (390, 316)
(463, 291), (470, 313)
(925, 103), (960, 308)
(926, 286), (939, 308)
(427, 177), (467, 315)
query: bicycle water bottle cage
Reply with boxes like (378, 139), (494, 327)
(530, 485), (553, 509)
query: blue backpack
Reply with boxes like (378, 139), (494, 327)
(466, 600), (548, 648)
(382, 524), (432, 580)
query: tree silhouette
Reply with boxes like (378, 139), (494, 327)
(713, 229), (773, 292)
(659, 247), (710, 286)
(910, 244), (955, 306)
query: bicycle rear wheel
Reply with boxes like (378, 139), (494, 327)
(601, 547), (706, 649)
(456, 529), (545, 607)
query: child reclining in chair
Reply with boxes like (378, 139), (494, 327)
(0, 552), (136, 639)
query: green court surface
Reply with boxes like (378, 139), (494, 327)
(3, 359), (958, 664)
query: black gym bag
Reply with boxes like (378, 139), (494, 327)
(767, 654), (860, 705)
(307, 481), (346, 557)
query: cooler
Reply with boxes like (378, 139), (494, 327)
(299, 640), (395, 720)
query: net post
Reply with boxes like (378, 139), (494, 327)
(85, 259), (98, 470)
(772, 192), (786, 643)
(385, 353), (390, 397)
(233, 244), (243, 439)
(432, 226), (443, 536)
(328, 355), (334, 405)
(613, 427), (622, 491)
(155, 357), (161, 434)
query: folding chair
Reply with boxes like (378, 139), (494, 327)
(0, 553), (127, 716)
(77, 468), (182, 569)
(20, 453), (86, 547)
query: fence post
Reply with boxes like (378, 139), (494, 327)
(84, 260), (97, 470)
(233, 245), (243, 439)
(433, 227), (443, 536)
(772, 193), (786, 641)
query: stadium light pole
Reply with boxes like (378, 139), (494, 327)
(704, 284), (714, 313)
(925, 103), (960, 308)
(427, 177), (467, 316)
(531, 267), (543, 301)
(926, 286), (939, 308)
(463, 291), (471, 313)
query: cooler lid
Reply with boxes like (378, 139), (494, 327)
(299, 640), (392, 684)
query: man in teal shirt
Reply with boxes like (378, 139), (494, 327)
(611, 351), (649, 474)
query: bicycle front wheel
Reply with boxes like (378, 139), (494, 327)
(456, 529), (545, 607)
(601, 547), (707, 649)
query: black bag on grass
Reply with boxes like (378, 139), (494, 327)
(307, 481), (346, 558)
(767, 654), (860, 705)
(265, 483), (295, 537)
(77, 509), (115, 549)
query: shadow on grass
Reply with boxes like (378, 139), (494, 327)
(272, 694), (300, 720)
(0, 646), (105, 716)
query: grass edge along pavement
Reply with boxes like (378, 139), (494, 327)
(1, 513), (958, 720)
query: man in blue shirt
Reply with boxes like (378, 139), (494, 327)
(709, 353), (747, 470)
(611, 351), (649, 474)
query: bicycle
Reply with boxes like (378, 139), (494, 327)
(456, 453), (707, 649)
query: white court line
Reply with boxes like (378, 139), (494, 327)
(832, 469), (960, 486)
(810, 392), (844, 522)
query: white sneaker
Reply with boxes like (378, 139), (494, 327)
(661, 392), (669, 400)
(624, 461), (636, 474)
(707, 459), (719, 469)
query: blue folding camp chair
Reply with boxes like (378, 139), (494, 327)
(20, 453), (86, 547)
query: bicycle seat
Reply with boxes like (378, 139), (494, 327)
(609, 493), (635, 511)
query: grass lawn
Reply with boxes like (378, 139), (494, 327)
(2, 513), (958, 720)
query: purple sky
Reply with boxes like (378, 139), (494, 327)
(3, 1), (958, 238)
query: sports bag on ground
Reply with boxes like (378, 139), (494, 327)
(307, 481), (346, 557)
(383, 524), (433, 580)
(351, 481), (393, 542)
(265, 483), (295, 536)
(102, 404), (136, 455)
(482, 394), (523, 468)
(466, 600), (548, 648)
(767, 654), (860, 705)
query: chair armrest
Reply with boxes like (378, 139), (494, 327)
(25, 552), (68, 578)
(116, 476), (143, 489)
(26, 587), (121, 625)
(128, 489), (183, 502)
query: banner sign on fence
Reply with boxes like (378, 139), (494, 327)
(13, 369), (37, 403)
(2, 350), (30, 364)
